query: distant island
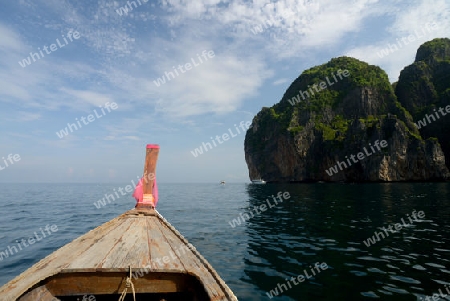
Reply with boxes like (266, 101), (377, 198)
(245, 38), (450, 182)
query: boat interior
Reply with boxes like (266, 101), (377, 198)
(18, 271), (211, 301)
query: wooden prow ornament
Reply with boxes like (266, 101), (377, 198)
(133, 144), (159, 209)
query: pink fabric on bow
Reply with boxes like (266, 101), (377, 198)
(133, 177), (158, 207)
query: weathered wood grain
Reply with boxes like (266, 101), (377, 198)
(0, 208), (238, 301)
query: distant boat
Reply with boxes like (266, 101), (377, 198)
(0, 144), (237, 301)
(220, 180), (226, 185)
(251, 179), (266, 184)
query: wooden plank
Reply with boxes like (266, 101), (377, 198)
(154, 212), (233, 300)
(0, 209), (238, 301)
(18, 284), (58, 301)
(139, 145), (159, 207)
(0, 144), (237, 300)
(0, 213), (130, 300)
(97, 216), (150, 269)
(45, 272), (182, 295)
(143, 145), (159, 196)
(65, 218), (135, 269)
(18, 272), (211, 300)
(153, 215), (205, 273)
(146, 217), (186, 272)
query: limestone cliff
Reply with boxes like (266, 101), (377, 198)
(245, 50), (450, 182)
(396, 38), (450, 168)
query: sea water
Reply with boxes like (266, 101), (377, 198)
(0, 183), (449, 300)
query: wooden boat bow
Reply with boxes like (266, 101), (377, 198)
(0, 144), (238, 301)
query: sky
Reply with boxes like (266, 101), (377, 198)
(0, 0), (448, 183)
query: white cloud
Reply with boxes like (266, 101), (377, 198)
(159, 0), (383, 57)
(16, 112), (41, 122)
(162, 0), (223, 18)
(389, 0), (449, 34)
(4, 0), (390, 119)
(59, 88), (115, 107)
(151, 53), (273, 117)
(4, 0), (448, 121)
(273, 78), (289, 86)
(0, 23), (24, 51)
(345, 0), (450, 81)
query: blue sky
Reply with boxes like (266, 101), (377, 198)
(0, 0), (448, 183)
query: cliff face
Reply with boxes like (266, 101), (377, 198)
(245, 45), (450, 182)
(396, 38), (450, 168)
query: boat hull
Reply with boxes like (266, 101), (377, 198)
(0, 208), (237, 301)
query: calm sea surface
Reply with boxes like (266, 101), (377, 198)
(0, 183), (449, 300)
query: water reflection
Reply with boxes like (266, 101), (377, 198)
(243, 183), (450, 300)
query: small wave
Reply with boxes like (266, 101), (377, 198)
(389, 275), (421, 284)
(434, 248), (450, 252)
(382, 285), (410, 294)
(360, 291), (380, 298)
(412, 264), (426, 271)
(425, 262), (446, 269)
(358, 256), (388, 262)
(367, 267), (387, 274)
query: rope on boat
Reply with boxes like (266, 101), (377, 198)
(118, 266), (136, 301)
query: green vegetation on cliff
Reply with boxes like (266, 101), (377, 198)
(249, 56), (417, 146)
(395, 38), (450, 168)
(245, 38), (450, 182)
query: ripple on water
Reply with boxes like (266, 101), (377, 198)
(432, 279), (450, 286)
(400, 254), (417, 260)
(390, 247), (404, 252)
(381, 256), (410, 265)
(395, 258), (411, 265)
(344, 263), (365, 268)
(348, 241), (361, 245)
(404, 236), (420, 241)
(412, 264), (427, 271)
(414, 228), (437, 232)
(386, 264), (400, 270)
(295, 242), (318, 249)
(425, 262), (446, 269)
(389, 275), (421, 284)
(328, 246), (360, 252)
(367, 267), (387, 274)
(350, 270), (368, 277)
(377, 289), (393, 296)
(434, 248), (450, 252)
(360, 291), (380, 298)
(382, 285), (410, 295)
(357, 256), (388, 262)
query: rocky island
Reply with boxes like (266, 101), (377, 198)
(245, 38), (450, 182)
